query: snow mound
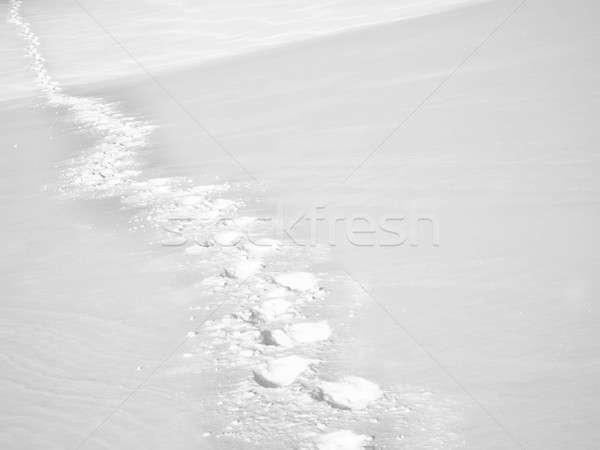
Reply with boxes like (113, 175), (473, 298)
(316, 376), (382, 410)
(314, 430), (373, 450)
(224, 259), (264, 279)
(214, 230), (244, 246)
(261, 329), (293, 347)
(287, 321), (332, 344)
(274, 272), (318, 292)
(253, 355), (314, 387)
(252, 298), (293, 322)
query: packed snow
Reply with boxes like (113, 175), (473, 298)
(253, 355), (315, 387)
(224, 259), (264, 279)
(274, 272), (319, 292)
(316, 376), (383, 410)
(314, 430), (373, 450)
(261, 328), (294, 347)
(252, 298), (294, 322)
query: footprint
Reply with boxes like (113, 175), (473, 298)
(253, 355), (316, 387)
(224, 259), (264, 279)
(313, 429), (373, 450)
(262, 321), (332, 347)
(273, 272), (318, 292)
(261, 329), (294, 347)
(315, 376), (382, 410)
(251, 298), (293, 323)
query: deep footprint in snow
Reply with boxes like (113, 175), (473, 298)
(261, 328), (294, 346)
(313, 430), (373, 450)
(316, 376), (383, 410)
(253, 355), (316, 387)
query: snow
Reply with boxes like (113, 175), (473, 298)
(243, 238), (280, 258)
(184, 244), (209, 255)
(200, 275), (227, 287)
(261, 329), (294, 347)
(224, 259), (264, 279)
(314, 430), (373, 450)
(252, 298), (293, 322)
(160, 236), (186, 246)
(213, 198), (236, 210)
(274, 272), (319, 292)
(316, 376), (382, 410)
(287, 321), (332, 344)
(253, 355), (315, 387)
(213, 230), (244, 246)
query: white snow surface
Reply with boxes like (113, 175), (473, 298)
(316, 376), (383, 410)
(314, 430), (373, 450)
(261, 328), (294, 347)
(274, 272), (319, 292)
(243, 238), (280, 257)
(213, 230), (244, 246)
(224, 259), (264, 279)
(253, 355), (315, 387)
(252, 298), (293, 322)
(287, 321), (332, 344)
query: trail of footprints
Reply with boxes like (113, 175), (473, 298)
(9, 1), (385, 447)
(188, 232), (386, 448)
